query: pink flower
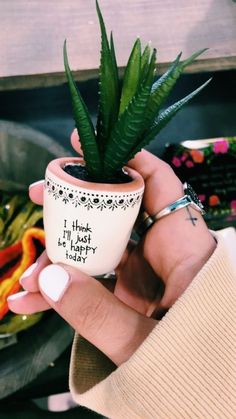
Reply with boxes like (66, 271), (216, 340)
(180, 153), (188, 162)
(213, 139), (229, 154)
(185, 160), (194, 168)
(172, 156), (181, 167)
(230, 200), (236, 214)
(198, 194), (206, 203)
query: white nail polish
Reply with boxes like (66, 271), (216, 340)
(7, 290), (29, 301)
(19, 262), (38, 284)
(39, 265), (70, 302)
(29, 180), (44, 189)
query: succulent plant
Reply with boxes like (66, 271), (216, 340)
(64, 0), (210, 182)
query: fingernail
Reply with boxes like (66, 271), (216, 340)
(7, 290), (29, 301)
(39, 265), (70, 302)
(19, 262), (38, 285)
(29, 180), (44, 190)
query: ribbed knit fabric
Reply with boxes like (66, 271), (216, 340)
(69, 233), (236, 418)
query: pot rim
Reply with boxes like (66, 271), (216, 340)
(47, 157), (144, 192)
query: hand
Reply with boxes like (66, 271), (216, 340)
(8, 131), (216, 365)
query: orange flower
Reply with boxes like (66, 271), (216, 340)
(190, 149), (204, 163)
(209, 195), (220, 206)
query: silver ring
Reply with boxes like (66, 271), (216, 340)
(135, 210), (154, 236)
(153, 196), (193, 221)
(135, 183), (204, 236)
(136, 199), (193, 236)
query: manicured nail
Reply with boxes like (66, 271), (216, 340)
(19, 262), (38, 285)
(7, 290), (29, 301)
(39, 265), (70, 302)
(29, 180), (44, 190)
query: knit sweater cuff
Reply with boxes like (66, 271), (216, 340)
(69, 233), (236, 418)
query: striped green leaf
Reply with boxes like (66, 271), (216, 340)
(119, 38), (141, 115)
(127, 78), (212, 160)
(104, 49), (157, 174)
(140, 44), (152, 82)
(110, 31), (119, 84)
(63, 40), (102, 178)
(96, 0), (120, 153)
(144, 52), (182, 124)
(181, 48), (208, 69)
(144, 48), (208, 127)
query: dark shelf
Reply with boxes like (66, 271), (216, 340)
(0, 69), (235, 156)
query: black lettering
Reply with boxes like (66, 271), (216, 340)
(58, 237), (66, 247)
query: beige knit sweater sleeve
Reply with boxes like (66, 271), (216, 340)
(69, 233), (236, 419)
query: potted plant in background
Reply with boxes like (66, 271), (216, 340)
(44, 0), (210, 276)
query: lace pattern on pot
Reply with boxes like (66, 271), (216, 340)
(45, 176), (143, 211)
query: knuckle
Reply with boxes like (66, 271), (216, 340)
(162, 163), (182, 184)
(76, 289), (110, 334)
(152, 160), (182, 189)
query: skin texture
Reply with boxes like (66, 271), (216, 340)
(8, 130), (216, 366)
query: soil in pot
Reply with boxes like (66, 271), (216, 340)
(63, 163), (132, 184)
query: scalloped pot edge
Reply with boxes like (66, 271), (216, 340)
(43, 157), (144, 276)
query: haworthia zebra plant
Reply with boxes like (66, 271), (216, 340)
(64, 0), (211, 182)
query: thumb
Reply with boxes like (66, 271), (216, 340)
(38, 264), (156, 365)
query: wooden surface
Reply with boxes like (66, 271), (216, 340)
(1, 0), (236, 90)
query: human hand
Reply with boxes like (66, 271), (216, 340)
(8, 131), (216, 365)
(70, 129), (216, 311)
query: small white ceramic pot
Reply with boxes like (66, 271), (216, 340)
(44, 157), (144, 276)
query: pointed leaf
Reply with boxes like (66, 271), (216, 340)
(143, 52), (182, 128)
(63, 40), (102, 178)
(140, 43), (151, 82)
(96, 0), (120, 151)
(128, 78), (212, 160)
(104, 49), (157, 174)
(110, 31), (119, 83)
(181, 48), (208, 69)
(96, 30), (120, 156)
(144, 48), (208, 127)
(145, 47), (157, 85)
(119, 38), (141, 115)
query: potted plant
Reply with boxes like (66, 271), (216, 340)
(44, 0), (210, 276)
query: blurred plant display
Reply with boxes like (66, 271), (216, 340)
(0, 191), (45, 335)
(165, 137), (236, 230)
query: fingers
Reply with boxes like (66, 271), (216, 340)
(70, 129), (183, 214)
(71, 129), (159, 182)
(28, 263), (156, 365)
(8, 261), (157, 365)
(28, 130), (83, 205)
(129, 150), (184, 215)
(116, 239), (137, 270)
(115, 248), (164, 317)
(29, 180), (44, 205)
(20, 251), (51, 292)
(128, 149), (169, 181)
(7, 290), (51, 313)
(71, 128), (83, 155)
(8, 251), (52, 313)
